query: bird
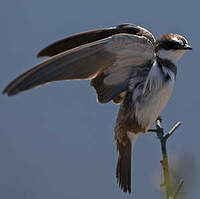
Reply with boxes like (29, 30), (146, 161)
(2, 23), (192, 193)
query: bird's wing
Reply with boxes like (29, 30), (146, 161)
(3, 33), (155, 101)
(37, 23), (155, 57)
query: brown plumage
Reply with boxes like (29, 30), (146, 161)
(37, 24), (155, 58)
(115, 92), (145, 193)
(2, 23), (191, 194)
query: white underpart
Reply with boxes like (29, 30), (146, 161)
(127, 132), (139, 151)
(143, 62), (163, 92)
(162, 66), (176, 82)
(157, 49), (186, 63)
(135, 62), (175, 131)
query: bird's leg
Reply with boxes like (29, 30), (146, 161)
(157, 115), (162, 123)
(148, 116), (163, 134)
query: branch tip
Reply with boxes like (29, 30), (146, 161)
(165, 122), (182, 140)
(173, 180), (184, 199)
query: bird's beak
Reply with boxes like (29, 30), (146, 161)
(183, 44), (192, 50)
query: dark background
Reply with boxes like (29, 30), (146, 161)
(1, 0), (199, 198)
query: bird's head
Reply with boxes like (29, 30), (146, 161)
(155, 33), (192, 63)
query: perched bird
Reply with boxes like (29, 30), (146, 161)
(3, 23), (192, 193)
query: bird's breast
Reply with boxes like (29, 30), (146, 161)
(133, 64), (175, 131)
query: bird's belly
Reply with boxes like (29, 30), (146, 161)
(135, 81), (174, 131)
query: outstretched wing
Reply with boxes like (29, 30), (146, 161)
(37, 23), (155, 57)
(3, 29), (155, 103)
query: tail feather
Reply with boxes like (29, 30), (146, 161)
(116, 139), (132, 193)
(116, 132), (138, 193)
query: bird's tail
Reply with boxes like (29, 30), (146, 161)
(116, 132), (138, 193)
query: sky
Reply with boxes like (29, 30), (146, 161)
(1, 0), (199, 198)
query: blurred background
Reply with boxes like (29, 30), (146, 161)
(1, 0), (199, 198)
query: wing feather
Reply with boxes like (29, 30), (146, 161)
(90, 34), (155, 103)
(3, 39), (115, 96)
(37, 23), (155, 57)
(3, 33), (155, 102)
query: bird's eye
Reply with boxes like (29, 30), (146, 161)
(167, 41), (177, 48)
(166, 41), (180, 50)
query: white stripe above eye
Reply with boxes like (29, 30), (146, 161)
(172, 37), (183, 45)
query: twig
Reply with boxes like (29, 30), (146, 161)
(155, 118), (171, 198)
(151, 118), (183, 199)
(173, 180), (184, 199)
(165, 122), (182, 140)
